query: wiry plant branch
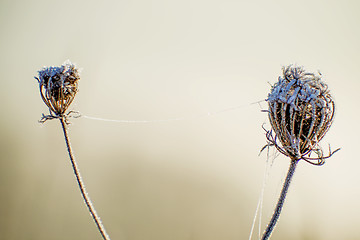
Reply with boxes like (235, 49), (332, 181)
(35, 61), (111, 240)
(261, 159), (298, 240)
(60, 116), (110, 240)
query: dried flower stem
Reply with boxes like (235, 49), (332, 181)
(261, 159), (298, 240)
(35, 61), (111, 239)
(259, 65), (339, 239)
(59, 117), (111, 240)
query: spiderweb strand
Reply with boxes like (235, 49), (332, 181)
(80, 100), (265, 124)
(81, 115), (186, 123)
(248, 146), (277, 240)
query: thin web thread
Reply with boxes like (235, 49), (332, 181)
(248, 146), (278, 240)
(80, 100), (265, 124)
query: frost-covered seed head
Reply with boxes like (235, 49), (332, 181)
(36, 60), (80, 115)
(267, 65), (335, 162)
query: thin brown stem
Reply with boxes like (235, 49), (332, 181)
(261, 159), (298, 240)
(60, 117), (111, 240)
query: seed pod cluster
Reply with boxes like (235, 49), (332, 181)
(266, 65), (335, 164)
(36, 60), (80, 116)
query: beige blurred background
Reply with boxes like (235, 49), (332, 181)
(0, 0), (359, 239)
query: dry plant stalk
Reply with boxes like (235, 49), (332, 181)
(35, 60), (111, 240)
(261, 65), (339, 240)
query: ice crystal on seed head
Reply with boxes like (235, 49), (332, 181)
(265, 65), (336, 165)
(36, 60), (80, 116)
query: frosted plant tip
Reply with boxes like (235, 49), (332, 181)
(264, 65), (339, 165)
(35, 60), (80, 122)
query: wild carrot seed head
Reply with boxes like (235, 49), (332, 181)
(36, 60), (80, 116)
(266, 65), (335, 164)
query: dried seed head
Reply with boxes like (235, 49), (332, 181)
(36, 60), (80, 116)
(266, 65), (336, 164)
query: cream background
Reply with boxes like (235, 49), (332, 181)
(0, 0), (359, 239)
